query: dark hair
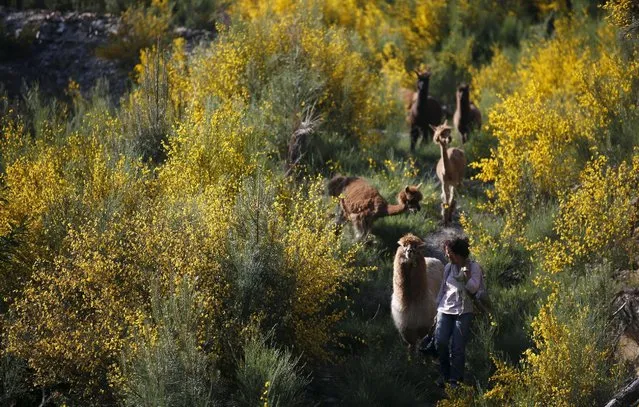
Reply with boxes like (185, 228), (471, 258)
(445, 237), (470, 259)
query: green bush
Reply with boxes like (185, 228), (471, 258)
(224, 172), (295, 339)
(120, 277), (218, 407)
(120, 46), (172, 164)
(233, 331), (310, 407)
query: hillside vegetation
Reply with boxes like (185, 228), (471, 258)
(1, 0), (639, 405)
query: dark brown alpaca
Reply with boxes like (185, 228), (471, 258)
(328, 176), (423, 240)
(408, 70), (443, 152)
(453, 83), (482, 143)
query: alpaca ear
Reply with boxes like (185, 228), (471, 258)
(418, 242), (427, 249)
(397, 240), (403, 246)
(443, 119), (449, 126)
(415, 182), (422, 189)
(405, 186), (410, 193)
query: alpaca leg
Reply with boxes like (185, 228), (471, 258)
(447, 185), (456, 224)
(441, 183), (450, 207)
(449, 199), (457, 223)
(441, 183), (450, 225)
(333, 213), (345, 236)
(351, 215), (368, 240)
(410, 125), (420, 152)
(349, 214), (363, 240)
(441, 203), (448, 225)
(362, 217), (375, 241)
(402, 329), (419, 356)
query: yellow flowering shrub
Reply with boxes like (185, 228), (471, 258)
(230, 0), (299, 21)
(603, 0), (639, 38)
(6, 194), (232, 400)
(469, 46), (518, 106)
(0, 120), (69, 308)
(158, 101), (255, 196)
(2, 102), (365, 400)
(459, 213), (504, 263)
(296, 19), (389, 139)
(324, 1), (391, 63)
(542, 152), (639, 273)
(480, 289), (609, 406)
(481, 358), (527, 404)
(97, 0), (172, 63)
(275, 178), (370, 360)
(132, 38), (190, 122)
(533, 0), (573, 14)
(473, 18), (639, 233)
(393, 0), (448, 63)
(525, 290), (608, 405)
(174, 6), (390, 148)
(0, 107), (134, 299)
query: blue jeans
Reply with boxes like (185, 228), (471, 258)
(435, 311), (473, 383)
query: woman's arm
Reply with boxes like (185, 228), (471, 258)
(435, 263), (450, 306)
(464, 262), (482, 294)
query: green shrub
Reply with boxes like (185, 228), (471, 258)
(233, 331), (310, 407)
(224, 172), (294, 339)
(120, 45), (172, 164)
(120, 277), (218, 407)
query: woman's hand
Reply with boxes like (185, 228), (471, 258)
(463, 266), (472, 281)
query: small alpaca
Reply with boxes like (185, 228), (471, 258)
(432, 121), (466, 225)
(407, 70), (443, 152)
(327, 176), (423, 240)
(453, 83), (482, 143)
(391, 233), (444, 352)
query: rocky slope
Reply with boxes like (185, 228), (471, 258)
(0, 7), (213, 103)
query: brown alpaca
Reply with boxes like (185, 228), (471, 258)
(327, 176), (423, 240)
(432, 121), (466, 225)
(391, 233), (444, 352)
(407, 70), (443, 152)
(453, 83), (482, 143)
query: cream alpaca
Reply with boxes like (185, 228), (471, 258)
(391, 233), (444, 352)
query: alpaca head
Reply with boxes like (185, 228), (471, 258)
(397, 233), (426, 262)
(415, 70), (431, 92)
(456, 83), (470, 103)
(431, 120), (453, 146)
(397, 184), (423, 213)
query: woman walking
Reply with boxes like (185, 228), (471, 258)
(434, 237), (482, 387)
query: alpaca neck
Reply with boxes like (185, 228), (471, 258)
(440, 142), (451, 173)
(416, 81), (430, 112)
(384, 203), (407, 217)
(457, 94), (470, 116)
(393, 259), (426, 303)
